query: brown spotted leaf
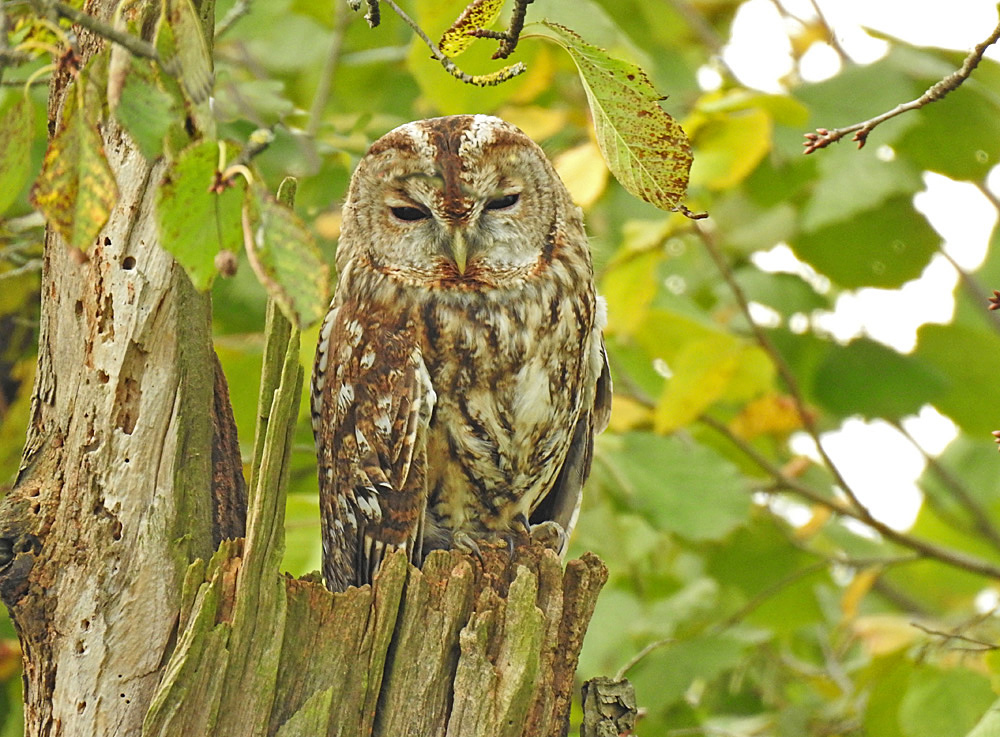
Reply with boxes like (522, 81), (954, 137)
(243, 185), (329, 329)
(439, 0), (505, 58)
(31, 87), (118, 250)
(526, 21), (693, 212)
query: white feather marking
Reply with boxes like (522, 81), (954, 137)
(595, 295), (608, 331)
(337, 383), (355, 412)
(320, 311), (335, 342)
(512, 358), (552, 427)
(359, 349), (376, 370)
(374, 411), (392, 437)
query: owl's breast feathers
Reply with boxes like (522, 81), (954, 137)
(313, 250), (608, 590)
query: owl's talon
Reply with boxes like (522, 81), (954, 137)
(452, 531), (484, 564)
(513, 513), (531, 535)
(529, 520), (568, 554)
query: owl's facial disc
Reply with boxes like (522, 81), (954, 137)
(381, 176), (527, 278)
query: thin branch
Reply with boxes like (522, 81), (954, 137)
(42, 0), (160, 62)
(693, 223), (870, 517)
(215, 0), (252, 39)
(976, 179), (1000, 212)
(614, 638), (673, 680)
(891, 418), (1000, 552)
(910, 620), (999, 652)
(698, 414), (1000, 580)
(803, 14), (1000, 153)
(380, 0), (526, 87)
(306, 2), (352, 139)
(0, 259), (43, 282)
(805, 0), (850, 64)
(936, 245), (1000, 339)
(465, 0), (533, 59)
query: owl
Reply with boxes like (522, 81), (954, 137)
(311, 115), (611, 593)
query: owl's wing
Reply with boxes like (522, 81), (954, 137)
(312, 303), (434, 592)
(529, 336), (612, 550)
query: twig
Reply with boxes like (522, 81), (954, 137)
(803, 14), (1000, 153)
(936, 246), (1000, 339)
(891, 418), (1000, 552)
(805, 0), (850, 64)
(306, 2), (352, 139)
(215, 0), (252, 39)
(911, 620), (999, 651)
(381, 0), (526, 86)
(975, 179), (1000, 212)
(693, 223), (870, 518)
(0, 259), (43, 282)
(614, 638), (672, 680)
(698, 414), (1000, 580)
(42, 0), (160, 63)
(465, 0), (533, 59)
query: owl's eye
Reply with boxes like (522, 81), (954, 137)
(391, 205), (430, 222)
(485, 193), (520, 211)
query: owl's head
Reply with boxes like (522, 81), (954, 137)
(337, 115), (584, 289)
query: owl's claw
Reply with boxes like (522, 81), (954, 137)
(529, 520), (568, 554)
(452, 531), (485, 564)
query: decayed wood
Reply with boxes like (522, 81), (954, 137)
(151, 543), (605, 737)
(580, 677), (638, 737)
(0, 2), (239, 734)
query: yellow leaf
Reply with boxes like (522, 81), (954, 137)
(841, 568), (880, 620)
(554, 140), (608, 209)
(689, 107), (772, 190)
(729, 394), (801, 440)
(497, 104), (567, 141)
(853, 614), (920, 656)
(794, 505), (832, 539)
(654, 334), (741, 434)
(439, 0), (505, 58)
(607, 395), (651, 433)
(600, 249), (662, 337)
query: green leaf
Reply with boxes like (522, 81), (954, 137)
(899, 667), (994, 737)
(791, 196), (939, 289)
(896, 84), (1000, 181)
(913, 322), (1000, 436)
(155, 140), (243, 290)
(800, 144), (923, 233)
(30, 88), (119, 250)
(965, 699), (1000, 737)
(0, 96), (35, 215)
(527, 21), (693, 212)
(113, 56), (177, 161)
(607, 432), (751, 541)
(811, 338), (946, 420)
(245, 185), (329, 329)
(439, 0), (505, 58)
(628, 633), (753, 713)
(157, 0), (214, 135)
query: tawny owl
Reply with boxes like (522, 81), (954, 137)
(311, 114), (611, 593)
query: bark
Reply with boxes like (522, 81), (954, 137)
(0, 1), (609, 735)
(0, 1), (227, 734)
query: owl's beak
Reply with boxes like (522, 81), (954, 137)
(447, 229), (469, 275)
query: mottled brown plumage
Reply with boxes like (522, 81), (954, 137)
(312, 115), (611, 592)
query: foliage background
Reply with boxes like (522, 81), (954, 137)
(3, 0), (1000, 735)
